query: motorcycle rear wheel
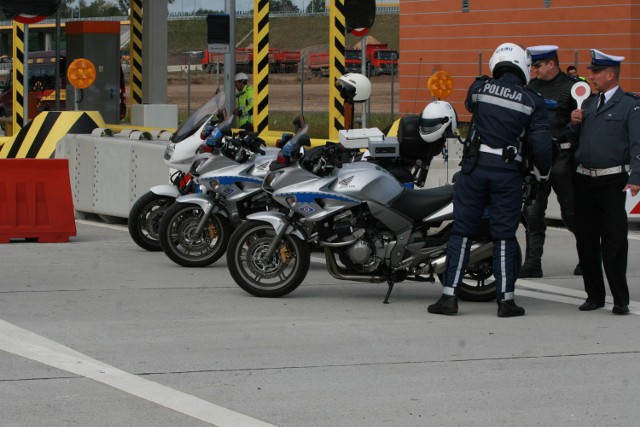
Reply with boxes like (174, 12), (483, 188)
(128, 192), (175, 251)
(159, 202), (230, 267)
(227, 220), (310, 298)
(449, 242), (522, 302)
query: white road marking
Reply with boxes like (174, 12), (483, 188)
(517, 280), (640, 315)
(8, 220), (628, 424)
(0, 319), (276, 427)
(76, 219), (127, 232)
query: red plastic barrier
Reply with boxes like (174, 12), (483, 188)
(0, 159), (76, 243)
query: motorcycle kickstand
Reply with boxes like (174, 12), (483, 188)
(383, 274), (395, 304)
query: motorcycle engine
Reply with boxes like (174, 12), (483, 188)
(339, 229), (387, 272)
(346, 239), (372, 265)
(328, 211), (386, 273)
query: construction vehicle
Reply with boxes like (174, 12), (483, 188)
(365, 43), (399, 76)
(308, 44), (398, 78)
(271, 49), (301, 73)
(308, 52), (330, 77)
(201, 48), (301, 74)
(345, 49), (362, 73)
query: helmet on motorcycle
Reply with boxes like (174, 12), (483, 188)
(335, 73), (371, 103)
(234, 72), (248, 82)
(418, 101), (457, 143)
(489, 43), (532, 84)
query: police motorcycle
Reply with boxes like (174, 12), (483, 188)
(127, 93), (227, 251)
(225, 92), (497, 303)
(157, 119), (281, 268)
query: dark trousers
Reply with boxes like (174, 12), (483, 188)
(522, 150), (577, 265)
(573, 172), (629, 306)
(444, 162), (522, 300)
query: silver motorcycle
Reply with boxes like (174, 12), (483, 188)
(226, 126), (503, 303)
(127, 93), (226, 251)
(157, 129), (279, 267)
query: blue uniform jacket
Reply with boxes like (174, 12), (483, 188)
(567, 87), (640, 185)
(466, 73), (552, 176)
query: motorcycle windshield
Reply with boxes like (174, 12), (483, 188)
(171, 92), (226, 143)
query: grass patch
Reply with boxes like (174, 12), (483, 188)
(168, 14), (399, 58)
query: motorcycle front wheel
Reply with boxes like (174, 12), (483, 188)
(158, 202), (231, 267)
(128, 192), (175, 251)
(227, 220), (310, 298)
(453, 241), (522, 302)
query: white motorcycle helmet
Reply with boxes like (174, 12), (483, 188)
(489, 43), (532, 84)
(336, 73), (371, 103)
(419, 101), (457, 143)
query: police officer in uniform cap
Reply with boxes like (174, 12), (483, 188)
(568, 49), (640, 315)
(519, 45), (581, 278)
(428, 43), (552, 317)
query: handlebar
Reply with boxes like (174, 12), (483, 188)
(301, 142), (356, 177)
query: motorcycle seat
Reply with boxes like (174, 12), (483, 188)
(391, 185), (455, 222)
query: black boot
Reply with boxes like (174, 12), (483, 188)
(497, 299), (525, 317)
(428, 294), (458, 315)
(518, 263), (542, 278)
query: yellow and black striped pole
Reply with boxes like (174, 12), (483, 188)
(12, 21), (26, 134)
(329, 0), (346, 140)
(253, 0), (270, 134)
(129, 0), (143, 105)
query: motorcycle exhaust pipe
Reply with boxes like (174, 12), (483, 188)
(429, 241), (493, 275)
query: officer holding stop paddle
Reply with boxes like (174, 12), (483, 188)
(567, 49), (640, 315)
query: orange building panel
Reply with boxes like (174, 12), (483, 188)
(399, 0), (640, 121)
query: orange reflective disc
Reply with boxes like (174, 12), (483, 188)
(67, 58), (96, 89)
(428, 70), (454, 100)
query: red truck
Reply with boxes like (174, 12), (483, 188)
(201, 48), (300, 74)
(308, 45), (398, 77)
(365, 43), (399, 76)
(308, 51), (330, 77)
(200, 48), (252, 74)
(308, 50), (361, 77)
(271, 50), (301, 73)
(345, 49), (362, 73)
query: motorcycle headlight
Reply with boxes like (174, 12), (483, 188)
(164, 143), (175, 161)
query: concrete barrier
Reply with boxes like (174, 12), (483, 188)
(55, 133), (170, 221)
(53, 131), (640, 223)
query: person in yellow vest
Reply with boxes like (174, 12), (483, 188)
(233, 72), (254, 132)
(566, 65), (588, 82)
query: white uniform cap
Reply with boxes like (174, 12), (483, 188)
(588, 49), (625, 70)
(527, 45), (558, 64)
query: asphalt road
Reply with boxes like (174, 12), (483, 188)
(1, 221), (639, 426)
